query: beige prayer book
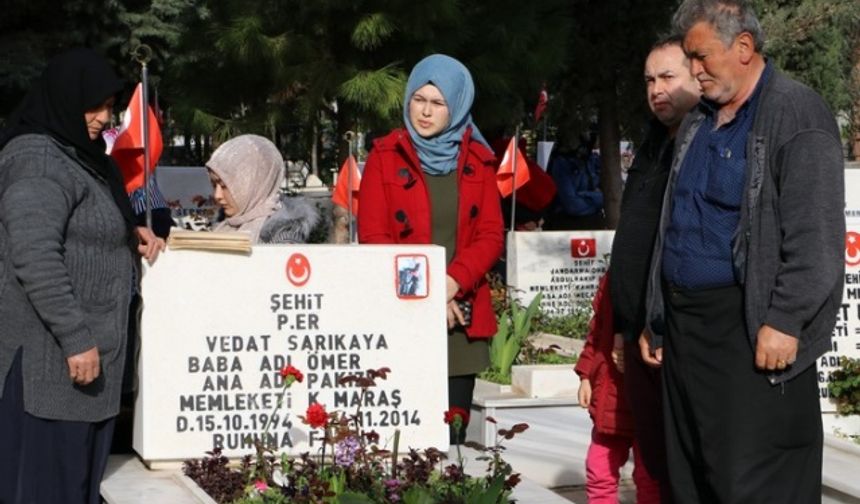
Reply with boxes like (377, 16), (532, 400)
(166, 229), (252, 253)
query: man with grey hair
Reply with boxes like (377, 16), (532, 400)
(645, 0), (844, 501)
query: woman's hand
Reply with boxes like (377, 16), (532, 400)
(135, 226), (165, 264)
(445, 275), (460, 302)
(67, 346), (100, 385)
(447, 301), (466, 329)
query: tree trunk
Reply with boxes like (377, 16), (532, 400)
(598, 89), (623, 229)
(311, 116), (319, 178)
(852, 41), (860, 160)
(203, 135), (211, 164)
(194, 135), (203, 165)
(183, 130), (192, 164)
(336, 101), (356, 165)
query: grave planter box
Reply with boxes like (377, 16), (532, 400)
(823, 413), (860, 438)
(511, 364), (578, 399)
(474, 378), (513, 397)
(529, 333), (584, 356)
(176, 473), (218, 504)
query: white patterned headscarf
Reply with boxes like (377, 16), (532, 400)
(206, 134), (285, 242)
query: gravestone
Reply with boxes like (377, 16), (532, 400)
(133, 245), (448, 463)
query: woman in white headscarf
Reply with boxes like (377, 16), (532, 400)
(206, 134), (319, 244)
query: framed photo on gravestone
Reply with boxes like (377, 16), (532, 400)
(395, 254), (429, 299)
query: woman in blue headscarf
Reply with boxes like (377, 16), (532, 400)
(359, 54), (504, 444)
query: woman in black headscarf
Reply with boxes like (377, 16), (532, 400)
(0, 48), (157, 503)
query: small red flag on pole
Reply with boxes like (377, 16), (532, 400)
(534, 85), (548, 124)
(332, 154), (361, 216)
(496, 136), (530, 198)
(111, 83), (163, 194)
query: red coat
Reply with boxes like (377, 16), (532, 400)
(574, 273), (634, 436)
(358, 127), (504, 338)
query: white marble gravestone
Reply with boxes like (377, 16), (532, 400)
(133, 245), (448, 463)
(506, 230), (615, 317)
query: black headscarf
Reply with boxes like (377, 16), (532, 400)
(0, 48), (135, 232)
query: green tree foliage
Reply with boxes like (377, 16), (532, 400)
(553, 0), (678, 228)
(161, 0), (570, 170)
(113, 0), (208, 85)
(754, 0), (859, 117)
(0, 0), (206, 120)
(163, 0), (417, 166)
(0, 0), (121, 115)
(3, 0), (854, 170)
(453, 1), (571, 133)
(552, 0), (859, 227)
(754, 0), (860, 156)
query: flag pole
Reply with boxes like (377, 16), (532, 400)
(343, 130), (356, 244)
(542, 114), (548, 142)
(510, 125), (520, 232)
(134, 45), (153, 229)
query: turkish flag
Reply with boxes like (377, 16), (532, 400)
(847, 231), (860, 267)
(332, 154), (361, 215)
(534, 86), (548, 124)
(571, 238), (597, 258)
(496, 136), (530, 197)
(111, 83), (163, 193)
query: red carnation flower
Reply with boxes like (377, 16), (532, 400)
(444, 407), (470, 427)
(304, 402), (328, 429)
(279, 364), (303, 384)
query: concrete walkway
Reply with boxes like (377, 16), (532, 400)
(101, 456), (212, 504)
(466, 396), (860, 503)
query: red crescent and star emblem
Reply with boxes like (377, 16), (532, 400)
(286, 253), (311, 286)
(846, 231), (860, 267)
(570, 238), (597, 259)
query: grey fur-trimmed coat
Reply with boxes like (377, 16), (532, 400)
(258, 194), (320, 244)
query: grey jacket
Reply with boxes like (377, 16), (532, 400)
(258, 194), (321, 244)
(0, 134), (135, 421)
(646, 69), (845, 385)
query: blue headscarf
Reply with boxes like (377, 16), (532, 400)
(403, 54), (489, 175)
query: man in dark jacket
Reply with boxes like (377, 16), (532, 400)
(545, 130), (605, 230)
(609, 34), (700, 503)
(646, 1), (845, 502)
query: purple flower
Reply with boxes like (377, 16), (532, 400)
(384, 479), (402, 502)
(334, 436), (360, 467)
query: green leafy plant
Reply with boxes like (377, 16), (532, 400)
(483, 294), (543, 385)
(828, 356), (860, 416)
(532, 298), (592, 339)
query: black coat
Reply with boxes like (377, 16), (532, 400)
(609, 120), (673, 341)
